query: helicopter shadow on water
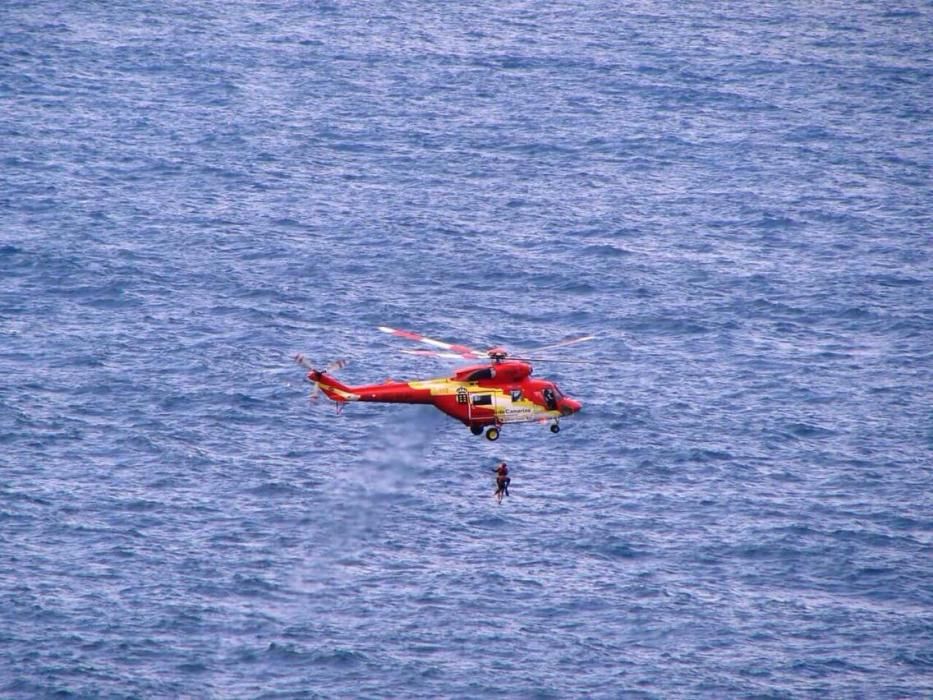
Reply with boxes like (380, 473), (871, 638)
(355, 404), (450, 491)
(346, 403), (512, 504)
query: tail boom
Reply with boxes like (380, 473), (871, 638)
(307, 371), (432, 404)
(307, 370), (359, 402)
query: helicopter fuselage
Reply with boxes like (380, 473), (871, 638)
(307, 359), (581, 440)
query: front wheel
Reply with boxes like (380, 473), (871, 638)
(470, 425), (483, 436)
(550, 423), (560, 434)
(485, 427), (500, 441)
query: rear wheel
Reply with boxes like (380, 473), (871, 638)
(485, 427), (500, 441)
(550, 423), (560, 434)
(470, 425), (483, 436)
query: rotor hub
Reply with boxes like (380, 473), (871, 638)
(487, 347), (509, 362)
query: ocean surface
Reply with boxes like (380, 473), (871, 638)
(2, 1), (931, 697)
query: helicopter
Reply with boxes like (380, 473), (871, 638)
(294, 326), (595, 441)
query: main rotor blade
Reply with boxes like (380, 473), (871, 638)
(527, 335), (597, 353)
(508, 356), (612, 365)
(401, 349), (477, 360)
(378, 326), (486, 359)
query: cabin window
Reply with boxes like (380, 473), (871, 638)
(471, 394), (492, 406)
(510, 389), (522, 402)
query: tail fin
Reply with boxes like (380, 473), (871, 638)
(308, 370), (359, 402)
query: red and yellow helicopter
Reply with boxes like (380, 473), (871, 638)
(295, 326), (595, 441)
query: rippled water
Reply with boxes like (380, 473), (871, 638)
(2, 2), (931, 697)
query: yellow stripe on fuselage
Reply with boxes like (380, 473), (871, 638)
(407, 378), (551, 422)
(408, 377), (475, 394)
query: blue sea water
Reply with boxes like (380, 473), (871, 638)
(2, 1), (932, 697)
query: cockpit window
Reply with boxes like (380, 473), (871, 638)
(510, 389), (522, 402)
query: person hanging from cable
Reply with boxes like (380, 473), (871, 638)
(493, 461), (511, 503)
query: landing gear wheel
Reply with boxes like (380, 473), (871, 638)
(550, 423), (560, 434)
(485, 427), (500, 441)
(470, 425), (483, 436)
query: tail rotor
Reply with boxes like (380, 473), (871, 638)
(293, 354), (349, 404)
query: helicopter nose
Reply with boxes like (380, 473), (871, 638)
(560, 398), (582, 416)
